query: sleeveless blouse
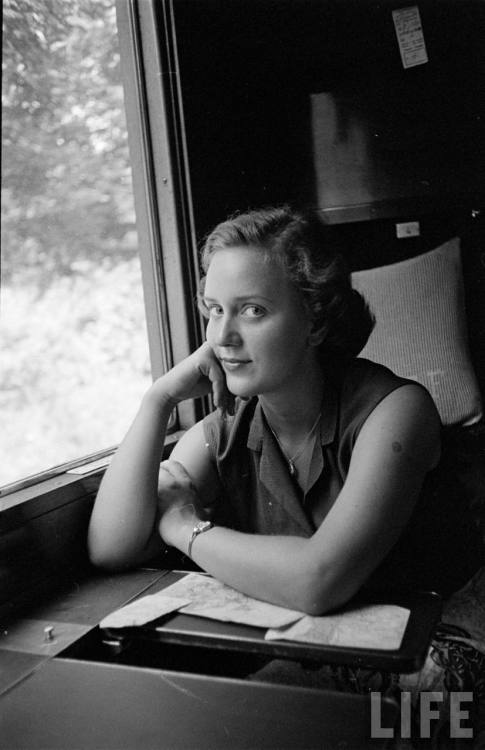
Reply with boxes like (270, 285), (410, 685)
(202, 358), (482, 596)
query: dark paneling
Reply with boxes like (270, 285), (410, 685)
(0, 491), (95, 621)
(170, 0), (484, 240)
(168, 0), (485, 394)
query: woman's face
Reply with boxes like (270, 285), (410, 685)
(203, 246), (318, 400)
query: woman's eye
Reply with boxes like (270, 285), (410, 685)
(242, 305), (265, 318)
(207, 304), (223, 317)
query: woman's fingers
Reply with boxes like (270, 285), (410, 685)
(152, 342), (235, 413)
(160, 459), (193, 487)
(207, 361), (229, 411)
(158, 462), (193, 500)
(158, 460), (197, 514)
(196, 346), (235, 414)
(158, 460), (208, 524)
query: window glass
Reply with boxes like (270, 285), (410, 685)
(1, 0), (151, 486)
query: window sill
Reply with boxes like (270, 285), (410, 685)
(0, 431), (185, 531)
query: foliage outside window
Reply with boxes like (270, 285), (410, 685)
(1, 0), (152, 487)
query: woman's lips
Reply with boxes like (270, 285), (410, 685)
(220, 358), (251, 371)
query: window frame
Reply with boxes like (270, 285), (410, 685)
(1, 0), (205, 503)
(116, 0), (206, 428)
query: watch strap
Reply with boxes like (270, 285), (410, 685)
(187, 520), (213, 558)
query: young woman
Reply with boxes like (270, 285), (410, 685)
(88, 206), (473, 615)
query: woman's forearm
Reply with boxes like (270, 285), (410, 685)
(165, 517), (340, 614)
(88, 343), (234, 571)
(87, 389), (173, 569)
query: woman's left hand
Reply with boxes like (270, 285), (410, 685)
(157, 460), (201, 550)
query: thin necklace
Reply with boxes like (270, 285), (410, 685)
(267, 411), (321, 478)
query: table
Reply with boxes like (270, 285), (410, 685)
(0, 567), (440, 749)
(99, 570), (442, 673)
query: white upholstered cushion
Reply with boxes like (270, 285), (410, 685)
(351, 238), (483, 425)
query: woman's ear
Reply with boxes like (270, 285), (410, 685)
(308, 323), (326, 347)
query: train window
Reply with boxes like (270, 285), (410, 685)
(1, 0), (160, 490)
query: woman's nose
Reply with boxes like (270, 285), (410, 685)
(210, 314), (242, 347)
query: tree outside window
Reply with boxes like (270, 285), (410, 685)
(1, 0), (152, 486)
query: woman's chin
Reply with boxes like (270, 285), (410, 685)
(225, 378), (256, 401)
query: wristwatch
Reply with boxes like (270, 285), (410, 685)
(187, 520), (214, 558)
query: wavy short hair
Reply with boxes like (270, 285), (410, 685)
(199, 206), (374, 364)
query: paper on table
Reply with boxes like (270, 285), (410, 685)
(99, 594), (191, 629)
(157, 573), (305, 629)
(265, 604), (410, 650)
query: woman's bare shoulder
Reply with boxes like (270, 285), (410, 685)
(358, 382), (441, 471)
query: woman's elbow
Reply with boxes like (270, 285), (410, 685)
(297, 587), (351, 616)
(87, 524), (163, 572)
(295, 563), (362, 616)
(87, 542), (130, 572)
(87, 529), (136, 572)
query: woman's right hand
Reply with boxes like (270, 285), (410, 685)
(149, 342), (235, 413)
